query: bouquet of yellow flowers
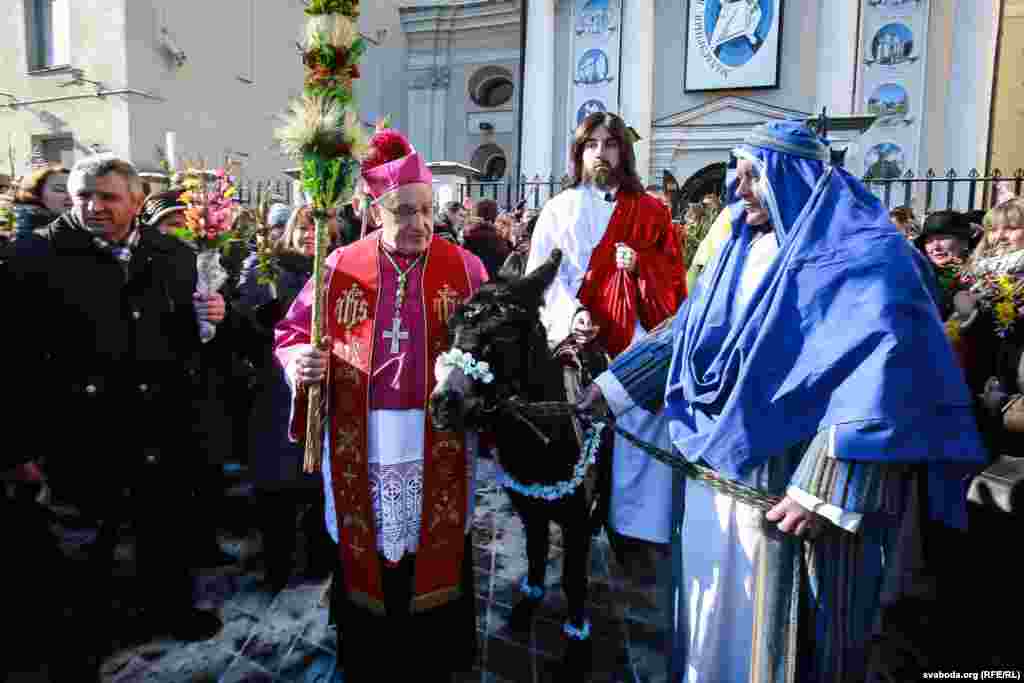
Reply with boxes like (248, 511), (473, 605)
(967, 272), (1024, 338)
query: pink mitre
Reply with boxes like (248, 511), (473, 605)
(360, 129), (432, 199)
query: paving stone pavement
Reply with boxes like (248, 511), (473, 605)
(13, 460), (670, 682)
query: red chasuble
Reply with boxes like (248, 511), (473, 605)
(577, 191), (687, 356)
(289, 235), (474, 614)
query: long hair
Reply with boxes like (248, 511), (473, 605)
(280, 206), (312, 255)
(569, 112), (645, 194)
(14, 165), (68, 205)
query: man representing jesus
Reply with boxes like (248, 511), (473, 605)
(524, 112), (685, 629)
(275, 128), (488, 680)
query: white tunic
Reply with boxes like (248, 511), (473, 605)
(602, 230), (862, 681)
(527, 185), (674, 543)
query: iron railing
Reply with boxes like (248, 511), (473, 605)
(235, 179), (295, 207)
(459, 169), (1024, 216)
(458, 175), (573, 211)
(863, 169), (1024, 213)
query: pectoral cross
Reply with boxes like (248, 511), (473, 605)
(383, 316), (409, 354)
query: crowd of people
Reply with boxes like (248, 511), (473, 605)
(1, 111), (1022, 682)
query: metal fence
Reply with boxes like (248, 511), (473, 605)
(864, 169), (1024, 213)
(458, 169), (1024, 216)
(235, 179), (295, 207)
(457, 175), (573, 211)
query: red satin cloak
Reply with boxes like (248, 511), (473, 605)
(577, 192), (686, 357)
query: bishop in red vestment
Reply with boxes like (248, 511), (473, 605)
(274, 129), (487, 680)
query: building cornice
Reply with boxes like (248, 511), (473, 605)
(653, 95), (811, 128)
(399, 1), (521, 36)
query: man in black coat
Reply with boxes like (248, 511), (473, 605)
(6, 154), (225, 680)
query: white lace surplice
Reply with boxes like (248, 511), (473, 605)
(322, 409), (478, 562)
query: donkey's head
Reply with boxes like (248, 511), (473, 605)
(429, 249), (562, 431)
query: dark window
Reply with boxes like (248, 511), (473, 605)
(478, 79), (514, 108)
(26, 0), (70, 71)
(483, 155), (507, 181)
(468, 66), (515, 109)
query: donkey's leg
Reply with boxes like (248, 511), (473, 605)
(557, 486), (594, 681)
(559, 485), (592, 629)
(507, 490), (549, 631)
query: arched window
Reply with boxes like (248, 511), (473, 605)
(680, 162), (727, 205)
(472, 143), (507, 181)
(468, 65), (515, 109)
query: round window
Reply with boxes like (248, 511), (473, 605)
(468, 66), (515, 108)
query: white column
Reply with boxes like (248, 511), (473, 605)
(814, 0), (858, 115)
(407, 85), (432, 158)
(431, 85), (446, 162)
(620, 0), (655, 183)
(520, 0), (556, 181)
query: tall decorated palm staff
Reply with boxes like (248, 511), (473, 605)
(274, 129), (489, 680)
(274, 0), (368, 472)
(578, 122), (988, 682)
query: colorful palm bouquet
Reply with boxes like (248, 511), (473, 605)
(966, 271), (1024, 338)
(172, 162), (242, 342)
(172, 164), (241, 250)
(235, 194), (283, 294)
(276, 0), (366, 472)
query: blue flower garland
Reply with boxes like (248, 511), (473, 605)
(519, 577), (545, 601)
(497, 422), (605, 500)
(436, 348), (494, 384)
(563, 619), (592, 641)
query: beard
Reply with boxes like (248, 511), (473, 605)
(583, 162), (620, 189)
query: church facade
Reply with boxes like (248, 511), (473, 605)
(388, 0), (523, 183)
(520, 0), (1019, 211)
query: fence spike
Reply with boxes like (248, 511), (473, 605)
(968, 168), (980, 179)
(926, 169), (936, 179)
(945, 169), (958, 179)
(1016, 169), (1024, 180)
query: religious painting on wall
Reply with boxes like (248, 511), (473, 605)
(683, 0), (783, 92)
(567, 0), (623, 136)
(855, 0), (930, 179)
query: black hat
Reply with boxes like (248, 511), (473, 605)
(139, 189), (186, 228)
(915, 210), (978, 250)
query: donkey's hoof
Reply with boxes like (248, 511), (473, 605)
(560, 635), (593, 680)
(509, 597), (542, 632)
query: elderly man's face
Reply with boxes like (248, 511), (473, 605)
(735, 159), (769, 226)
(71, 172), (142, 242)
(922, 234), (967, 267)
(372, 183), (435, 256)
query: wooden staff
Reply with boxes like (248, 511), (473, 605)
(303, 209), (330, 473)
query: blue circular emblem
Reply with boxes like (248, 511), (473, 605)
(704, 0), (774, 68)
(870, 23), (914, 66)
(865, 142), (905, 179)
(867, 83), (909, 116)
(576, 49), (610, 84)
(577, 100), (607, 126)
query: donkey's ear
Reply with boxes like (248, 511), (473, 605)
(513, 249), (562, 301)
